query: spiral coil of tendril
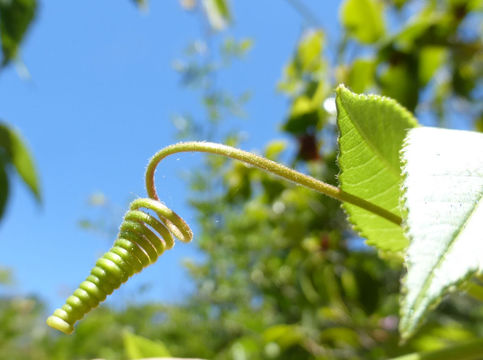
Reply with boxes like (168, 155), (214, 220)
(46, 197), (192, 334)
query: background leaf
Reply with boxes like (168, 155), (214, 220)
(336, 85), (418, 252)
(347, 58), (376, 93)
(0, 123), (41, 202)
(379, 63), (419, 112)
(0, 0), (37, 65)
(278, 29), (326, 96)
(400, 127), (483, 340)
(340, 0), (385, 44)
(0, 162), (9, 219)
(202, 0), (231, 31)
(123, 330), (172, 359)
(418, 46), (447, 86)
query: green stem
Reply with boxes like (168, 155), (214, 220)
(387, 338), (483, 360)
(145, 141), (402, 225)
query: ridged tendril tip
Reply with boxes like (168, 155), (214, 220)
(46, 315), (74, 334)
(47, 169), (192, 334)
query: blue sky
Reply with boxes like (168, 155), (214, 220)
(0, 1), (341, 311)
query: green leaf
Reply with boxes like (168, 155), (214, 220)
(418, 46), (447, 86)
(469, 0), (483, 11)
(263, 324), (305, 349)
(0, 0), (37, 65)
(0, 161), (9, 219)
(202, 0), (231, 31)
(264, 140), (287, 160)
(336, 85), (418, 252)
(347, 58), (376, 93)
(379, 63), (419, 112)
(387, 338), (483, 360)
(283, 81), (327, 135)
(476, 114), (483, 132)
(123, 330), (171, 359)
(0, 123), (41, 202)
(0, 266), (12, 285)
(340, 0), (385, 44)
(390, 9), (440, 52)
(278, 30), (326, 96)
(400, 127), (483, 340)
(296, 29), (324, 73)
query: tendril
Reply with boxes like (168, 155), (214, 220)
(145, 142), (402, 225)
(47, 141), (401, 334)
(46, 197), (192, 334)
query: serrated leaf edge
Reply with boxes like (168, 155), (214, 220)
(335, 84), (416, 252)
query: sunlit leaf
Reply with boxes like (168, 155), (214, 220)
(202, 0), (231, 30)
(123, 330), (171, 359)
(222, 37), (253, 58)
(283, 81), (327, 135)
(391, 9), (440, 51)
(296, 29), (324, 72)
(278, 30), (325, 95)
(224, 336), (259, 359)
(0, 0), (37, 65)
(340, 0), (385, 44)
(264, 140), (287, 160)
(419, 46), (447, 85)
(239, 38), (252, 53)
(468, 0), (483, 11)
(347, 58), (375, 93)
(400, 127), (483, 340)
(320, 327), (360, 347)
(336, 85), (418, 252)
(0, 123), (41, 202)
(263, 324), (305, 349)
(0, 266), (12, 284)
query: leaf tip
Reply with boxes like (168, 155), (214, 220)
(335, 84), (355, 113)
(335, 83), (351, 98)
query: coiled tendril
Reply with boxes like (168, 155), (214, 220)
(46, 197), (192, 334)
(47, 141), (401, 334)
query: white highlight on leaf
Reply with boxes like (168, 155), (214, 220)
(400, 126), (483, 339)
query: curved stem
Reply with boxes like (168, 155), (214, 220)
(145, 141), (402, 226)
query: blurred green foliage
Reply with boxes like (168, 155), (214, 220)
(0, 296), (49, 360)
(341, 0), (385, 44)
(1, 0), (482, 359)
(0, 121), (40, 220)
(0, 0), (36, 66)
(0, 0), (40, 221)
